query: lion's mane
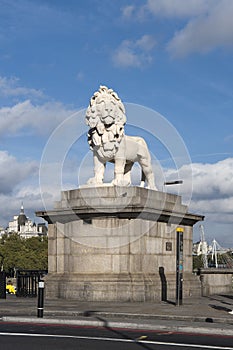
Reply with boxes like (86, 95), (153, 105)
(85, 86), (127, 159)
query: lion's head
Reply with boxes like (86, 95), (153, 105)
(85, 86), (127, 158)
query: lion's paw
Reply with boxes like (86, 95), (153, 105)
(87, 177), (103, 185)
(112, 179), (130, 187)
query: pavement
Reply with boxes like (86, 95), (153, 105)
(0, 293), (233, 336)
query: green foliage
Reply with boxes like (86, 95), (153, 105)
(193, 255), (203, 270)
(0, 233), (48, 273)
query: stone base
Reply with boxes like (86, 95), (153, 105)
(37, 187), (203, 301)
(45, 272), (201, 301)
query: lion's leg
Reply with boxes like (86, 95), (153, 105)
(146, 171), (157, 190)
(133, 140), (157, 190)
(112, 157), (127, 186)
(87, 154), (105, 185)
(138, 156), (157, 190)
(143, 166), (157, 189)
(94, 154), (105, 183)
(123, 161), (133, 186)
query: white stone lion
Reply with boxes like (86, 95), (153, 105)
(85, 86), (157, 190)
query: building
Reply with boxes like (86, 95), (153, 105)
(6, 203), (47, 238)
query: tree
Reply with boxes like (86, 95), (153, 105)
(0, 233), (48, 274)
(193, 254), (203, 270)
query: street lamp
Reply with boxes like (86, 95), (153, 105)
(163, 180), (183, 192)
(164, 180), (183, 186)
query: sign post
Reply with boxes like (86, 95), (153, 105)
(176, 227), (184, 306)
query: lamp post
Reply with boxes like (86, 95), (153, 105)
(163, 180), (183, 193)
(164, 180), (183, 186)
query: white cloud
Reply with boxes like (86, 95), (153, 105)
(146, 0), (211, 18)
(113, 35), (156, 68)
(0, 76), (44, 98)
(191, 159), (233, 199)
(0, 99), (76, 136)
(165, 158), (233, 220)
(0, 75), (77, 136)
(0, 188), (47, 228)
(127, 1), (233, 57)
(121, 5), (135, 19)
(0, 155), (63, 226)
(0, 151), (38, 194)
(136, 34), (157, 51)
(121, 4), (147, 21)
(167, 0), (233, 57)
(164, 157), (233, 245)
(113, 41), (141, 68)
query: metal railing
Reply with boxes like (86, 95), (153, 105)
(16, 270), (47, 297)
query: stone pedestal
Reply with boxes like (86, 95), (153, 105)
(37, 186), (203, 301)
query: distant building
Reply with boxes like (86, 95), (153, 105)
(6, 203), (47, 238)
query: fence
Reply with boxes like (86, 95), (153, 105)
(16, 270), (47, 297)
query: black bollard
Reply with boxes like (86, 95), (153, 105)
(159, 267), (167, 302)
(37, 280), (44, 318)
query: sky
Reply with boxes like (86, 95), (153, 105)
(0, 0), (233, 247)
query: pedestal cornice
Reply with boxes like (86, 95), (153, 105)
(36, 186), (204, 227)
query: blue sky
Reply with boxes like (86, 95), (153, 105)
(0, 0), (233, 247)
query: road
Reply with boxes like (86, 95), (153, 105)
(0, 321), (233, 349)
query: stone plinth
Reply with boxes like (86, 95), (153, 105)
(37, 186), (204, 301)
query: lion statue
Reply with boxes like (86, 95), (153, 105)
(85, 85), (157, 190)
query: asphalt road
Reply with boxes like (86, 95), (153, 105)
(0, 321), (233, 350)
